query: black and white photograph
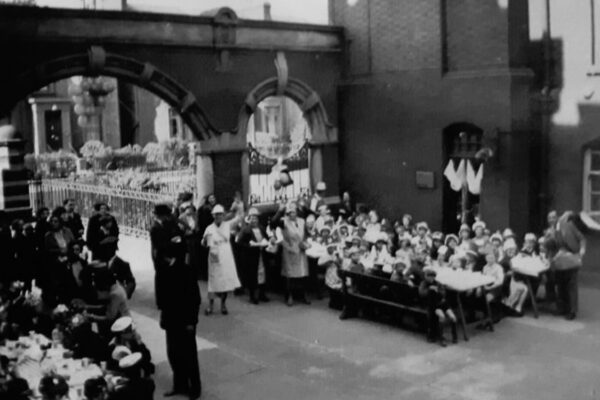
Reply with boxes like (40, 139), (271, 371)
(0, 0), (598, 399)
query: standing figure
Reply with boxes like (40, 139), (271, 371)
(310, 182), (327, 213)
(271, 201), (311, 306)
(150, 203), (201, 400)
(549, 211), (588, 320)
(201, 204), (242, 315)
(196, 194), (217, 280)
(237, 208), (270, 304)
(87, 202), (119, 260)
(63, 198), (85, 241)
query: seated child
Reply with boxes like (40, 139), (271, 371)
(109, 316), (154, 376)
(321, 244), (343, 307)
(418, 268), (457, 346)
(478, 251), (505, 303)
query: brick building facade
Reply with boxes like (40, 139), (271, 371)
(331, 0), (537, 237)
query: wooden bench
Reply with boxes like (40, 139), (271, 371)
(337, 269), (431, 337)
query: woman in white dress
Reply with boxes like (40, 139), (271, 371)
(201, 203), (242, 315)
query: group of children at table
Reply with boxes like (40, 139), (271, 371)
(308, 206), (549, 346)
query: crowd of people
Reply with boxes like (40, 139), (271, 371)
(0, 180), (587, 397)
(183, 183), (584, 347)
(0, 199), (153, 399)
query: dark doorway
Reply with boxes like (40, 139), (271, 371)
(442, 122), (483, 234)
(44, 110), (62, 151)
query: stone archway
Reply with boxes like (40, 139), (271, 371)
(237, 76), (335, 144)
(3, 46), (222, 141)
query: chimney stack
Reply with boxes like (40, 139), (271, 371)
(264, 2), (272, 21)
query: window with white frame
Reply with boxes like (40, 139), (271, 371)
(583, 148), (600, 221)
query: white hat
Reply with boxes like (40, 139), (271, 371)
(111, 316), (133, 333)
(503, 238), (518, 251)
(459, 224), (471, 234)
(416, 222), (429, 231)
(472, 221), (486, 231)
(315, 182), (327, 191)
(248, 207), (260, 217)
(524, 232), (537, 242)
(111, 345), (132, 361)
(490, 233), (503, 243)
(211, 204), (225, 215)
(118, 352), (142, 369)
(502, 228), (515, 239)
(376, 232), (388, 243)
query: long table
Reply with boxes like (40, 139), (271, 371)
(432, 267), (496, 341)
(1, 333), (114, 399)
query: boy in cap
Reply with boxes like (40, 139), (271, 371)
(419, 267), (457, 346)
(109, 316), (154, 376)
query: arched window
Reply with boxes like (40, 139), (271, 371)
(246, 96), (311, 204)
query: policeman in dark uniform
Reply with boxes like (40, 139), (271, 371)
(150, 203), (202, 400)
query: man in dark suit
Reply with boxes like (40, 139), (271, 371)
(63, 198), (85, 241)
(86, 202), (119, 260)
(237, 207), (270, 304)
(95, 236), (136, 299)
(150, 203), (201, 400)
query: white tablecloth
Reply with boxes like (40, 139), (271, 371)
(432, 267), (495, 292)
(511, 255), (549, 277)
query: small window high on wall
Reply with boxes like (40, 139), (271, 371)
(583, 148), (600, 221)
(246, 96), (311, 204)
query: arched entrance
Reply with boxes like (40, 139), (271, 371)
(237, 76), (337, 204)
(2, 46), (220, 141)
(442, 122), (484, 233)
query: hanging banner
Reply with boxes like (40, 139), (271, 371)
(248, 142), (309, 175)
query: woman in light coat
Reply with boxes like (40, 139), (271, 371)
(271, 201), (311, 306)
(201, 203), (242, 315)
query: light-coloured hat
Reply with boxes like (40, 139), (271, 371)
(503, 237), (518, 251)
(502, 228), (515, 239)
(459, 224), (471, 234)
(318, 204), (329, 213)
(472, 221), (486, 231)
(431, 231), (444, 241)
(111, 345), (132, 361)
(524, 232), (537, 242)
(248, 207), (260, 217)
(376, 232), (389, 243)
(118, 352), (142, 369)
(319, 226), (331, 234)
(445, 234), (459, 245)
(416, 222), (429, 231)
(315, 182), (327, 191)
(490, 232), (503, 243)
(465, 249), (478, 258)
(211, 204), (225, 215)
(111, 316), (133, 333)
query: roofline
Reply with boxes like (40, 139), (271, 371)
(0, 4), (343, 34)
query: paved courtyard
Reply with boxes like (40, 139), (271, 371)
(120, 235), (600, 400)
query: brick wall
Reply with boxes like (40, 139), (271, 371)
(444, 0), (510, 71)
(330, 0), (371, 75)
(370, 0), (441, 72)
